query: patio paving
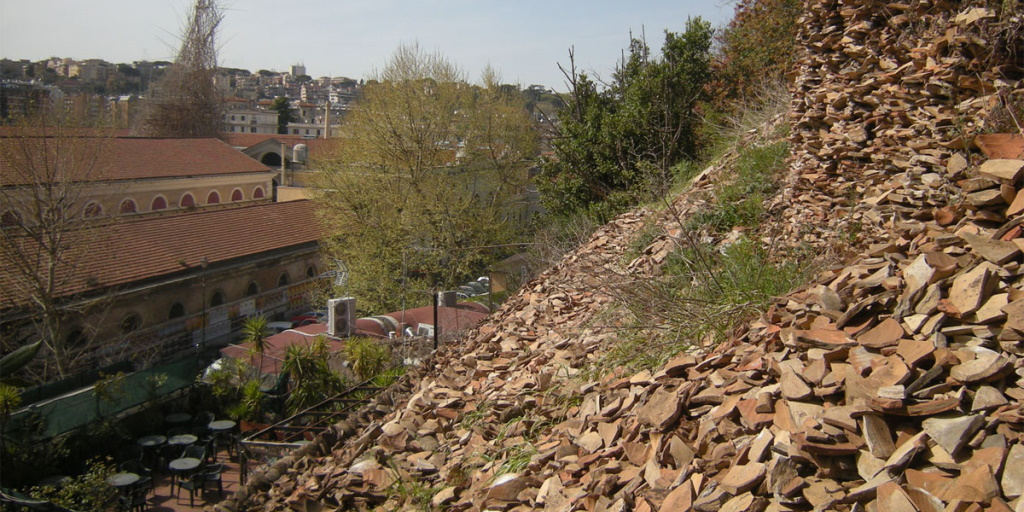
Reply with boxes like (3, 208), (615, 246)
(135, 446), (242, 512)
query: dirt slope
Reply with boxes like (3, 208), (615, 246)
(221, 1), (1024, 511)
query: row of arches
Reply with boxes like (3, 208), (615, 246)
(62, 265), (318, 346)
(84, 186), (268, 218)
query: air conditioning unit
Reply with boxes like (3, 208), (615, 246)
(327, 297), (356, 337)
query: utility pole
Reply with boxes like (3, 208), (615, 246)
(200, 256), (209, 348)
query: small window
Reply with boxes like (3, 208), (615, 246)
(292, 129), (298, 134)
(120, 314), (141, 334)
(180, 194), (195, 208)
(277, 273), (289, 287)
(151, 196), (167, 211)
(231, 189), (243, 202)
(207, 191), (220, 204)
(241, 115), (246, 121)
(305, 265), (317, 278)
(168, 302), (186, 319)
(250, 127), (257, 133)
(231, 115), (236, 121)
(253, 187), (265, 199)
(84, 201), (103, 218)
(245, 282), (259, 297)
(119, 199), (137, 214)
(210, 290), (225, 307)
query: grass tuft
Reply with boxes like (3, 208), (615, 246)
(605, 232), (808, 373)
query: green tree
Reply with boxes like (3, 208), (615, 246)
(241, 314), (271, 376)
(282, 336), (344, 414)
(311, 43), (537, 313)
(343, 336), (391, 381)
(539, 18), (713, 221)
(270, 96), (294, 134)
(710, 0), (801, 109)
(0, 101), (116, 381)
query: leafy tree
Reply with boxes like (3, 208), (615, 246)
(241, 314), (271, 375)
(282, 336), (344, 414)
(539, 18), (713, 222)
(343, 337), (391, 381)
(30, 457), (118, 510)
(270, 96), (294, 135)
(710, 0), (801, 108)
(0, 101), (116, 381)
(311, 43), (537, 313)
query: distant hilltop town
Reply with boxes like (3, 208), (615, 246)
(1, 57), (359, 103)
(0, 57), (360, 134)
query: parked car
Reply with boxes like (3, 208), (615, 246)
(289, 311), (325, 325)
(268, 321), (295, 334)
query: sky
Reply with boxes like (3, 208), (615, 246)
(0, 0), (734, 91)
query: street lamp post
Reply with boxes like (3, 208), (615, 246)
(200, 256), (208, 349)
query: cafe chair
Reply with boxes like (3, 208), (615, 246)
(203, 462), (224, 497)
(176, 471), (205, 507)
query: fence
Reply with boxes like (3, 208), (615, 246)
(5, 358), (199, 440)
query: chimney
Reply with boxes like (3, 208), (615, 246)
(280, 142), (287, 185)
(323, 101), (330, 139)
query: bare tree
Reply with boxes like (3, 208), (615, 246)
(133, 0), (225, 137)
(0, 102), (116, 382)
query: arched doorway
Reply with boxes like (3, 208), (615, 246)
(260, 152), (282, 168)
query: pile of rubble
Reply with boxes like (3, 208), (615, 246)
(226, 152), (1024, 512)
(219, 1), (1024, 511)
(778, 0), (1023, 256)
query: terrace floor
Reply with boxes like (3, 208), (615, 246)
(124, 445), (243, 512)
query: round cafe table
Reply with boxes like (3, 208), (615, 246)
(164, 412), (192, 425)
(168, 457), (201, 492)
(168, 457), (201, 472)
(137, 434), (167, 447)
(208, 420), (236, 432)
(108, 472), (139, 488)
(167, 434), (198, 446)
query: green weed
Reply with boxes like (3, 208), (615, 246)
(687, 140), (790, 233)
(605, 233), (807, 373)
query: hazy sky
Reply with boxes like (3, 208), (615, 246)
(0, 1), (733, 91)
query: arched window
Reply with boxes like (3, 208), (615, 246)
(210, 290), (225, 307)
(120, 313), (142, 334)
(231, 189), (243, 202)
(207, 191), (220, 204)
(119, 199), (137, 214)
(1, 211), (20, 227)
(245, 281), (259, 297)
(84, 201), (103, 218)
(277, 273), (289, 287)
(305, 265), (317, 279)
(151, 196), (168, 211)
(168, 302), (186, 319)
(253, 187), (265, 199)
(180, 194), (196, 208)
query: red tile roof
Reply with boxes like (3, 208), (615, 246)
(220, 323), (333, 375)
(221, 304), (488, 375)
(0, 200), (322, 308)
(0, 137), (271, 185)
